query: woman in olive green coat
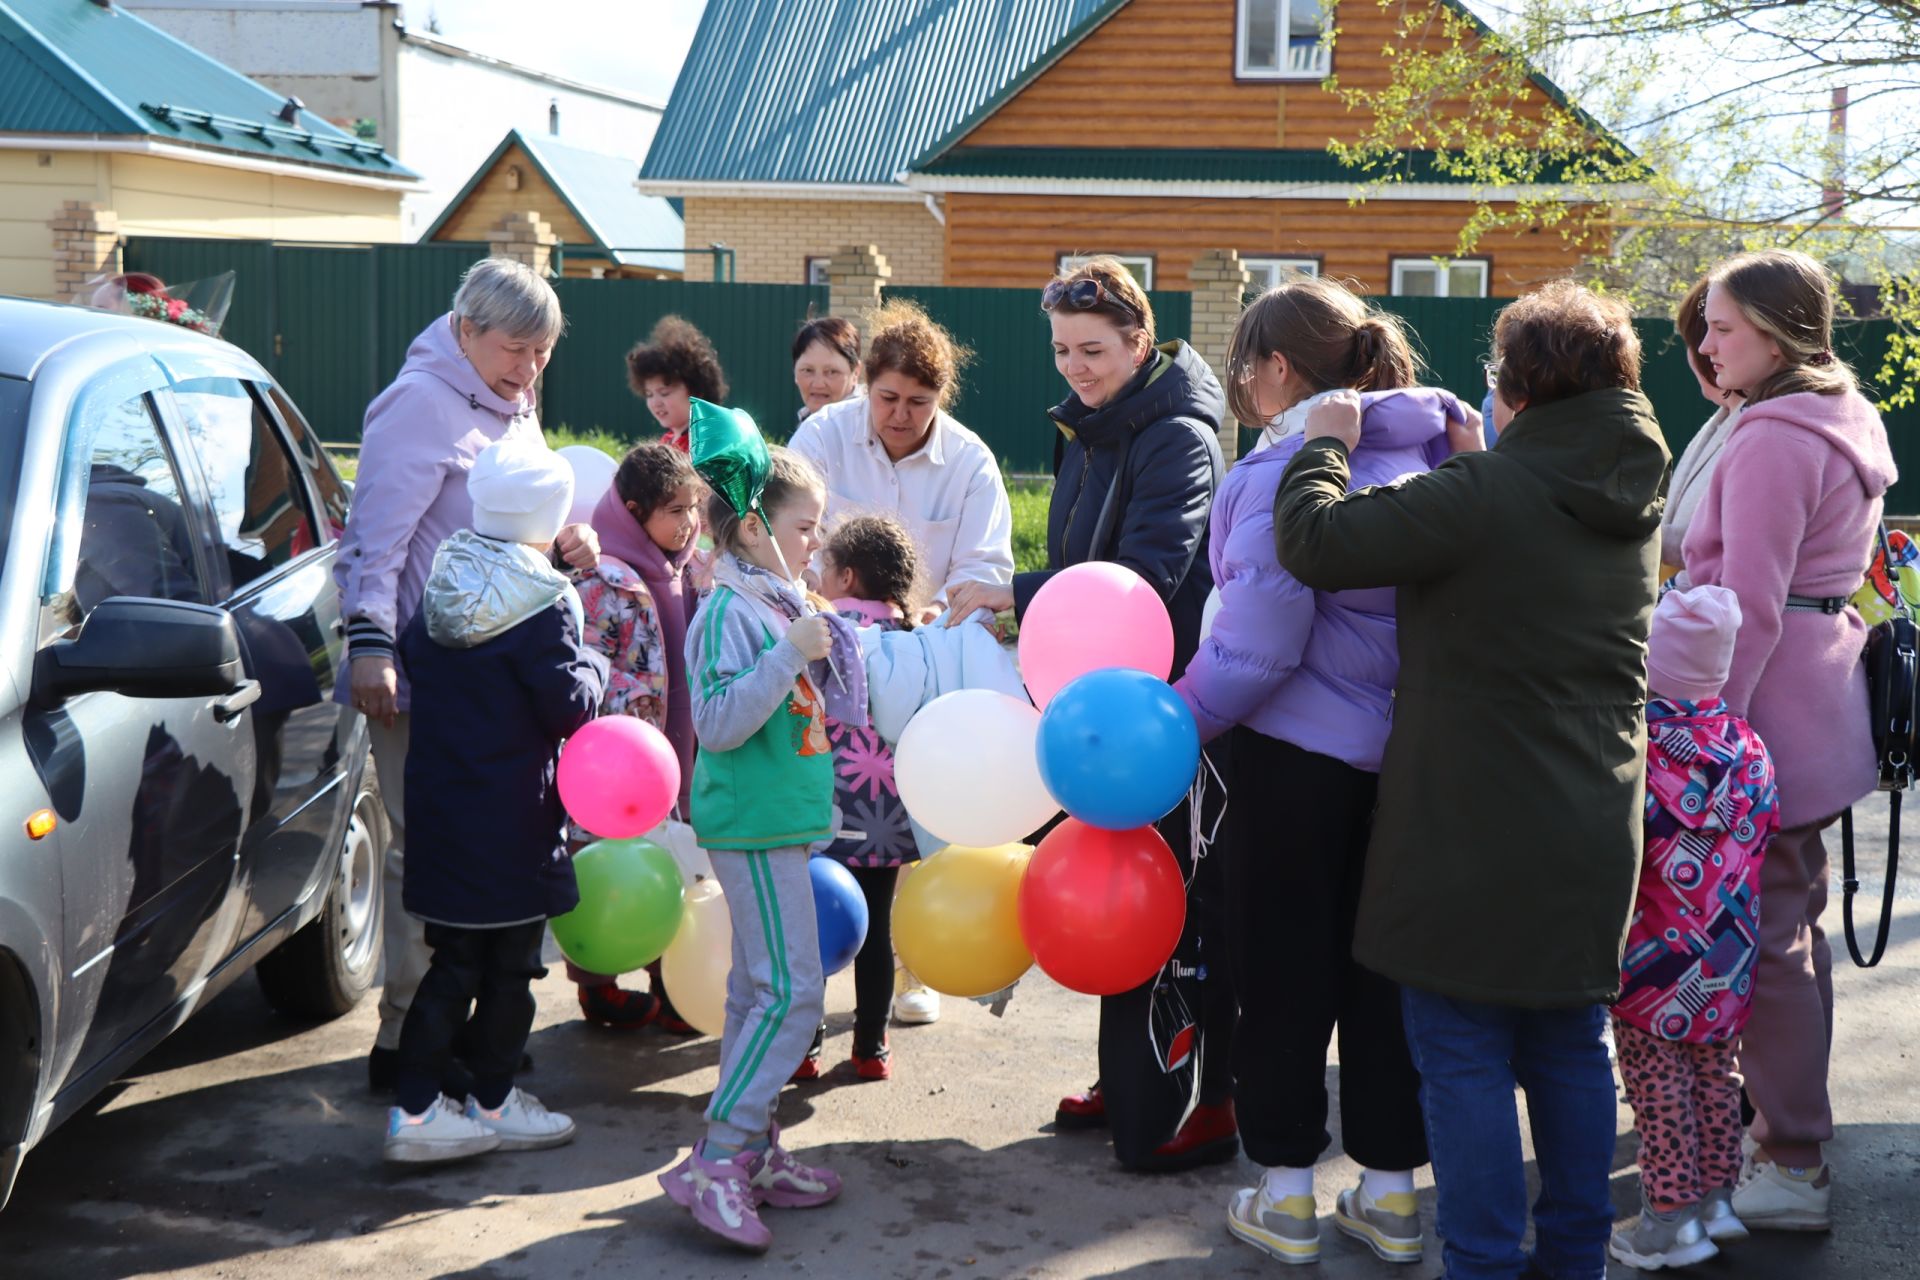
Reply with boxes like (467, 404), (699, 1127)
(1272, 281), (1669, 1280)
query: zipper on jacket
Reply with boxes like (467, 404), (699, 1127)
(1058, 447), (1093, 560)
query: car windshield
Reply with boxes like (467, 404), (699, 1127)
(0, 376), (25, 568)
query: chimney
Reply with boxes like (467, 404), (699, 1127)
(1822, 86), (1848, 219)
(548, 98), (560, 136)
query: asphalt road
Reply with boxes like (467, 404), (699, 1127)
(2, 819), (1914, 1280)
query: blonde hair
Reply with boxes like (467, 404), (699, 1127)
(1225, 276), (1418, 425)
(704, 446), (825, 553)
(1705, 250), (1856, 403)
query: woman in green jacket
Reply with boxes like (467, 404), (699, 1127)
(1273, 281), (1670, 1280)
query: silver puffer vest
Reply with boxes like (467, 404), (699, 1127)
(420, 529), (582, 649)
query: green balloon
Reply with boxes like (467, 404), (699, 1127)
(688, 397), (769, 526)
(551, 838), (686, 975)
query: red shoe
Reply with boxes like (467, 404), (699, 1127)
(577, 984), (660, 1029)
(789, 1054), (824, 1083)
(653, 1010), (701, 1036)
(851, 1036), (892, 1081)
(1055, 1083), (1107, 1130)
(1127, 1099), (1240, 1173)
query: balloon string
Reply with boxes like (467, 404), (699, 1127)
(1184, 750), (1228, 891)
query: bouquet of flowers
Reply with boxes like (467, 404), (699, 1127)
(75, 271), (234, 338)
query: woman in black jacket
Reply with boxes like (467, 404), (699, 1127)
(948, 257), (1233, 1172)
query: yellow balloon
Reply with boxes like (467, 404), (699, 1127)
(892, 843), (1035, 998)
(660, 879), (732, 1037)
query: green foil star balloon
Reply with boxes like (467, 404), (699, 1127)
(688, 397), (769, 524)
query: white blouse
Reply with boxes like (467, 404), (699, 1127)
(789, 395), (1015, 604)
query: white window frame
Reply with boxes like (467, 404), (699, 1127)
(1236, 0), (1332, 81)
(1390, 257), (1491, 298)
(1056, 253), (1155, 290)
(805, 256), (832, 286)
(1242, 256), (1322, 291)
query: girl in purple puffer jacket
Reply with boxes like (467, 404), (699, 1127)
(1174, 277), (1480, 1267)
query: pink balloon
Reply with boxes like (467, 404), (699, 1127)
(1019, 563), (1173, 708)
(558, 717), (679, 839)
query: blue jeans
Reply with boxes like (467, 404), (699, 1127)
(1401, 988), (1616, 1280)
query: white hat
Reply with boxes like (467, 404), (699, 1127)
(1646, 584), (1743, 703)
(467, 437), (575, 546)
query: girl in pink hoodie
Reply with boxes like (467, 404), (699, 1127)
(1682, 249), (1897, 1231)
(566, 442), (704, 1030)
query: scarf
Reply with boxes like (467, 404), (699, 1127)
(711, 553), (869, 728)
(588, 486), (698, 801)
(1662, 404), (1741, 576)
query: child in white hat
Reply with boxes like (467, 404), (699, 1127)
(382, 438), (610, 1165)
(1610, 585), (1780, 1271)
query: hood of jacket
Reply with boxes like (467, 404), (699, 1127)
(399, 313), (537, 421)
(422, 529), (575, 648)
(1245, 387), (1458, 475)
(1737, 389), (1897, 499)
(1494, 387), (1670, 541)
(1049, 340), (1225, 450)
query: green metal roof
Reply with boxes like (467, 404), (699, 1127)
(640, 0), (1126, 186)
(421, 129), (684, 272)
(0, 0), (418, 180)
(914, 146), (1595, 184)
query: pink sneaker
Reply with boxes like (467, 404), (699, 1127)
(747, 1122), (842, 1208)
(659, 1144), (772, 1252)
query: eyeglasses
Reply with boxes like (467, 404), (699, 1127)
(1483, 359), (1502, 390)
(1042, 277), (1143, 327)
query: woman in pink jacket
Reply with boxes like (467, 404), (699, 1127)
(1682, 249), (1896, 1232)
(335, 258), (599, 1093)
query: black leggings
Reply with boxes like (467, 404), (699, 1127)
(806, 863), (899, 1060)
(395, 919), (547, 1114)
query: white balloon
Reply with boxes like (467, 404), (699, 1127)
(660, 879), (731, 1038)
(895, 689), (1060, 848)
(558, 444), (619, 527)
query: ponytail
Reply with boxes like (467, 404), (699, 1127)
(1226, 276), (1421, 424)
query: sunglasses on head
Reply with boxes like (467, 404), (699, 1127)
(1042, 277), (1143, 327)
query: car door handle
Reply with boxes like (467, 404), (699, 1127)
(213, 680), (262, 724)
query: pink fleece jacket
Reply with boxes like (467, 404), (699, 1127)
(1681, 389), (1897, 828)
(332, 313), (542, 709)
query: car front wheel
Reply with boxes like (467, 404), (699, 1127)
(255, 768), (386, 1019)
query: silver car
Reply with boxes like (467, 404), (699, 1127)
(0, 296), (387, 1208)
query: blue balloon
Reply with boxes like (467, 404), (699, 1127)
(809, 856), (869, 976)
(1036, 667), (1200, 830)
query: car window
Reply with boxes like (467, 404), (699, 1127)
(171, 377), (321, 593)
(265, 383), (351, 540)
(42, 393), (207, 645)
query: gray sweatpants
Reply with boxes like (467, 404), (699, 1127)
(704, 847), (824, 1151)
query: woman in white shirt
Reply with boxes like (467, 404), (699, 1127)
(790, 300), (1015, 623)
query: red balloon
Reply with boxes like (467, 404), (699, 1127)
(1017, 819), (1185, 996)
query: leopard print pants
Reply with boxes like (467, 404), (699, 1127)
(1613, 1017), (1744, 1212)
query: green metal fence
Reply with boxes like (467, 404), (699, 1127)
(125, 237), (489, 443)
(119, 237), (1918, 508)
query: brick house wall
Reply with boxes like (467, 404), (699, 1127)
(680, 196), (946, 285)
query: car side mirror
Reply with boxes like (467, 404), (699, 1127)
(32, 597), (245, 708)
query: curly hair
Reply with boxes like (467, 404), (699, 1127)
(627, 314), (729, 403)
(824, 514), (921, 621)
(612, 441), (698, 520)
(862, 300), (970, 408)
(1493, 280), (1642, 410)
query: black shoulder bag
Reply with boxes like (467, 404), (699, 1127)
(1838, 522), (1914, 968)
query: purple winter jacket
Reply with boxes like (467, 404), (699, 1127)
(1173, 388), (1461, 771)
(332, 313), (543, 710)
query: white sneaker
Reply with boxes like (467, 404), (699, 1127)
(1700, 1187), (1749, 1242)
(465, 1088), (576, 1151)
(1731, 1157), (1831, 1232)
(891, 967), (941, 1025)
(384, 1095), (501, 1164)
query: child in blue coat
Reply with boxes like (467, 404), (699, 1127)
(383, 438), (608, 1165)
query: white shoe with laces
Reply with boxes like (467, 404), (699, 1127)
(465, 1087), (576, 1151)
(1731, 1157), (1831, 1232)
(384, 1094), (501, 1164)
(892, 967), (941, 1025)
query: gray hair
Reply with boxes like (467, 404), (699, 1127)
(451, 258), (565, 344)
